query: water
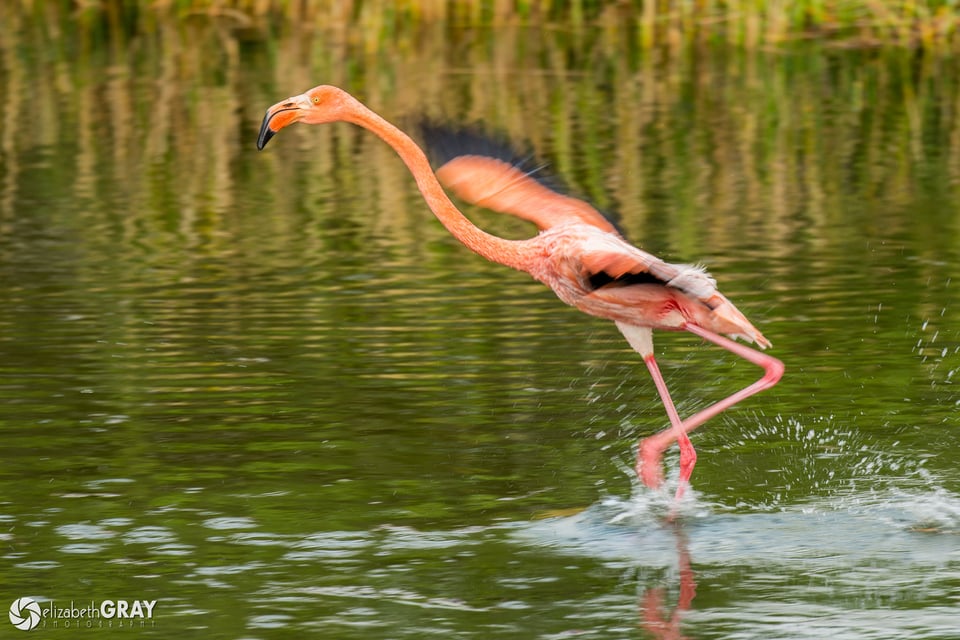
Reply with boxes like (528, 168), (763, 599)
(1, 9), (959, 639)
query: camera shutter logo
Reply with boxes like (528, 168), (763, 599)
(9, 597), (41, 631)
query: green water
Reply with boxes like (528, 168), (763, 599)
(1, 9), (959, 639)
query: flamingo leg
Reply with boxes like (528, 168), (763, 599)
(615, 322), (696, 498)
(641, 354), (697, 499)
(638, 322), (784, 491)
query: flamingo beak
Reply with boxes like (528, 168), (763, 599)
(257, 96), (308, 150)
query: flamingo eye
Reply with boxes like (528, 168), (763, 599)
(312, 96), (320, 104)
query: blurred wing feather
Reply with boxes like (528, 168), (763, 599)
(436, 156), (621, 235)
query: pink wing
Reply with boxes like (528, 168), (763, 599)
(435, 155), (622, 236)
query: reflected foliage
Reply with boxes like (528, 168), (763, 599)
(0, 5), (959, 639)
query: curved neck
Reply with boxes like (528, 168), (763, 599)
(344, 104), (531, 272)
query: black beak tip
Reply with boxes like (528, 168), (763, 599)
(256, 113), (275, 151)
(256, 129), (274, 151)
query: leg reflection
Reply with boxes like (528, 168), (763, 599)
(639, 527), (696, 639)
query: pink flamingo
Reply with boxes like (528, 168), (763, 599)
(257, 85), (784, 498)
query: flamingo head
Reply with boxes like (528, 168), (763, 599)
(257, 85), (358, 150)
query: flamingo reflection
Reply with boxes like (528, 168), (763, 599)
(640, 526), (696, 639)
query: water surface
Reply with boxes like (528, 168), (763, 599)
(1, 9), (958, 639)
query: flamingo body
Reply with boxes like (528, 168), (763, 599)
(527, 222), (767, 343)
(258, 85), (784, 498)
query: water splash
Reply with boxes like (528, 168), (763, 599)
(700, 411), (949, 510)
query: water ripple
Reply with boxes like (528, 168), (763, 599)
(202, 517), (258, 530)
(55, 523), (115, 540)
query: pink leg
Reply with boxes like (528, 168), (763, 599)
(614, 322), (695, 496)
(639, 323), (784, 490)
(640, 354), (697, 500)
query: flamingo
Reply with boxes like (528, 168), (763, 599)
(257, 85), (784, 498)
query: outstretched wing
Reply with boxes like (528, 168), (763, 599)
(420, 124), (622, 236)
(421, 124), (771, 349)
